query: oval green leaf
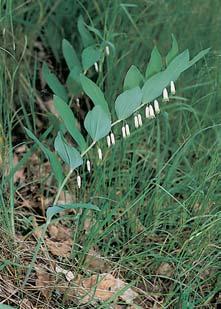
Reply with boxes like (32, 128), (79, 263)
(82, 46), (101, 71)
(123, 65), (144, 91)
(145, 46), (163, 79)
(115, 86), (142, 120)
(62, 39), (82, 71)
(54, 132), (83, 169)
(25, 128), (64, 185)
(54, 96), (86, 151)
(46, 203), (100, 223)
(80, 74), (110, 115)
(166, 34), (179, 65)
(84, 105), (111, 141)
(42, 63), (68, 102)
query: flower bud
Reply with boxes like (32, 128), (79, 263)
(86, 160), (91, 173)
(154, 99), (160, 114)
(94, 62), (99, 72)
(105, 45), (110, 56)
(98, 148), (103, 160)
(77, 175), (81, 189)
(163, 88), (169, 102)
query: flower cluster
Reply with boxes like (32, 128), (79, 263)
(76, 81), (176, 189)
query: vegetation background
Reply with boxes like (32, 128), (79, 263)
(0, 0), (221, 308)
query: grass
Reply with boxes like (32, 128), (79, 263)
(0, 0), (221, 308)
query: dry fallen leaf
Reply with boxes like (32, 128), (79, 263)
(46, 223), (72, 257)
(48, 224), (72, 241)
(156, 263), (173, 277)
(55, 265), (75, 282)
(84, 248), (110, 272)
(46, 238), (72, 257)
(80, 273), (138, 304)
(35, 267), (54, 298)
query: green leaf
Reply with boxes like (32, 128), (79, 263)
(77, 15), (94, 47)
(25, 128), (64, 185)
(84, 106), (111, 141)
(42, 63), (68, 102)
(145, 46), (163, 78)
(82, 46), (101, 71)
(115, 86), (142, 120)
(62, 39), (82, 71)
(142, 49), (190, 103)
(166, 34), (179, 65)
(46, 203), (100, 223)
(0, 305), (16, 309)
(80, 74), (110, 115)
(54, 132), (83, 169)
(54, 96), (86, 151)
(66, 66), (82, 95)
(166, 49), (190, 81)
(123, 65), (144, 91)
(188, 48), (210, 67)
(142, 71), (168, 103)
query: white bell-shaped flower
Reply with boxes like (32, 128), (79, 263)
(125, 124), (130, 137)
(170, 81), (176, 95)
(154, 100), (160, 114)
(163, 88), (169, 102)
(122, 126), (126, 138)
(134, 115), (139, 128)
(149, 104), (155, 119)
(77, 175), (81, 189)
(110, 132), (115, 145)
(86, 160), (91, 173)
(98, 148), (103, 160)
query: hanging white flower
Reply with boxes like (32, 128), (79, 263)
(125, 124), (130, 137)
(94, 62), (99, 72)
(154, 99), (160, 114)
(110, 132), (115, 145)
(107, 135), (111, 148)
(105, 45), (110, 56)
(86, 160), (91, 173)
(145, 106), (150, 118)
(77, 175), (81, 189)
(149, 104), (155, 118)
(98, 148), (103, 160)
(134, 115), (139, 128)
(122, 126), (126, 138)
(170, 81), (176, 95)
(163, 88), (169, 102)
(137, 114), (143, 127)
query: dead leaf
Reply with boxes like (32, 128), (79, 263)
(156, 263), (173, 277)
(80, 273), (138, 304)
(46, 238), (72, 257)
(46, 223), (72, 257)
(48, 224), (71, 241)
(35, 267), (54, 298)
(55, 265), (75, 282)
(84, 248), (110, 272)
